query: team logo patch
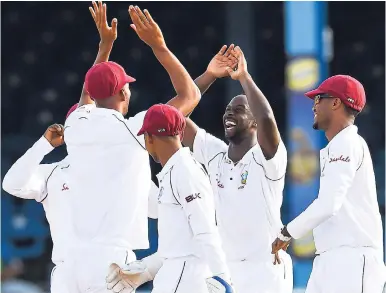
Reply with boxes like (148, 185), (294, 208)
(185, 193), (201, 203)
(238, 170), (249, 189)
(329, 155), (350, 163)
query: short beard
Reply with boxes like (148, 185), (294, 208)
(312, 122), (319, 130)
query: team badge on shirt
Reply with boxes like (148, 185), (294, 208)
(239, 170), (249, 189)
(158, 187), (164, 203)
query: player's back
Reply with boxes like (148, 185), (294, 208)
(64, 105), (151, 249)
(314, 128), (383, 254)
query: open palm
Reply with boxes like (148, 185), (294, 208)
(207, 44), (238, 78)
(89, 1), (117, 44)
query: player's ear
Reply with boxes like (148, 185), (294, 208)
(331, 98), (342, 110)
(120, 89), (126, 101)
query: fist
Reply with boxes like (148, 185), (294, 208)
(44, 124), (64, 147)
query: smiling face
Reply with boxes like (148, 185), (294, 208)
(312, 94), (337, 130)
(223, 95), (256, 142)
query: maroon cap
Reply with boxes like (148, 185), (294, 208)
(65, 103), (78, 120)
(305, 75), (366, 112)
(85, 61), (136, 100)
(137, 104), (186, 139)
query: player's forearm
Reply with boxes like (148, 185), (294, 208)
(287, 193), (345, 239)
(79, 41), (114, 106)
(2, 137), (52, 196)
(194, 71), (217, 95)
(153, 47), (201, 116)
(239, 73), (280, 158)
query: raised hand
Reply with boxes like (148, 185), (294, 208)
(89, 1), (117, 44)
(128, 5), (166, 51)
(207, 44), (238, 78)
(44, 124), (64, 148)
(226, 46), (249, 81)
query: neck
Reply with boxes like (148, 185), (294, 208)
(158, 141), (182, 167)
(228, 134), (258, 163)
(95, 98), (123, 114)
(325, 120), (354, 141)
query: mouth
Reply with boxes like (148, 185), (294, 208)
(224, 119), (237, 131)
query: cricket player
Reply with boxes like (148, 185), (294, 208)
(63, 5), (201, 293)
(272, 75), (386, 293)
(2, 2), (118, 292)
(138, 104), (233, 293)
(105, 46), (293, 293)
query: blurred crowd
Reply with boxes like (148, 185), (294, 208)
(1, 1), (384, 291)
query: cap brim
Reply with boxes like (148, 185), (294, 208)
(304, 88), (323, 99)
(137, 127), (146, 136)
(126, 75), (136, 83)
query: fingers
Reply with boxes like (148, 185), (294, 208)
(230, 46), (243, 59)
(134, 6), (149, 26)
(111, 18), (118, 32)
(128, 5), (146, 31)
(89, 6), (96, 22)
(273, 252), (281, 265)
(143, 9), (155, 24)
(102, 2), (107, 25)
(218, 45), (227, 55)
(224, 44), (235, 57)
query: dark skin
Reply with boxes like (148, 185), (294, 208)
(79, 1), (117, 107)
(184, 46), (280, 163)
(144, 133), (182, 167)
(271, 94), (357, 258)
(184, 47), (282, 263)
(96, 6), (200, 117)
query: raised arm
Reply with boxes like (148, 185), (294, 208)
(79, 1), (117, 106)
(227, 46), (281, 159)
(128, 6), (200, 116)
(2, 124), (63, 201)
(183, 44), (237, 150)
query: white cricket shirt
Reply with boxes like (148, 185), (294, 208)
(2, 137), (73, 264)
(64, 105), (151, 250)
(156, 147), (229, 276)
(193, 128), (287, 262)
(287, 125), (384, 255)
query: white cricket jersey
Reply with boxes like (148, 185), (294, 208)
(156, 147), (229, 276)
(287, 125), (384, 255)
(2, 137), (73, 264)
(64, 104), (151, 250)
(193, 128), (287, 261)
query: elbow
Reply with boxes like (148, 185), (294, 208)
(188, 84), (202, 104)
(323, 199), (344, 218)
(2, 175), (15, 195)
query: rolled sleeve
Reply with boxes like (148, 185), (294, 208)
(287, 140), (358, 239)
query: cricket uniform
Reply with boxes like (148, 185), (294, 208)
(287, 125), (385, 293)
(193, 128), (293, 293)
(64, 104), (151, 293)
(2, 136), (73, 293)
(136, 104), (231, 293)
(153, 147), (229, 293)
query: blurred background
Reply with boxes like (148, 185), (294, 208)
(1, 1), (385, 292)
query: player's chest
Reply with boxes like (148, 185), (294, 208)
(208, 159), (264, 195)
(157, 172), (182, 208)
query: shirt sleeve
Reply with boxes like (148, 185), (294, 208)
(254, 140), (287, 181)
(126, 111), (147, 149)
(176, 166), (229, 277)
(2, 136), (56, 202)
(287, 139), (359, 239)
(148, 180), (159, 219)
(192, 128), (228, 168)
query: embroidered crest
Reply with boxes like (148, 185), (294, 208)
(241, 170), (249, 185)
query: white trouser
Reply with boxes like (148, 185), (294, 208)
(228, 251), (293, 293)
(306, 246), (386, 293)
(152, 256), (212, 293)
(50, 262), (71, 293)
(67, 244), (136, 293)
